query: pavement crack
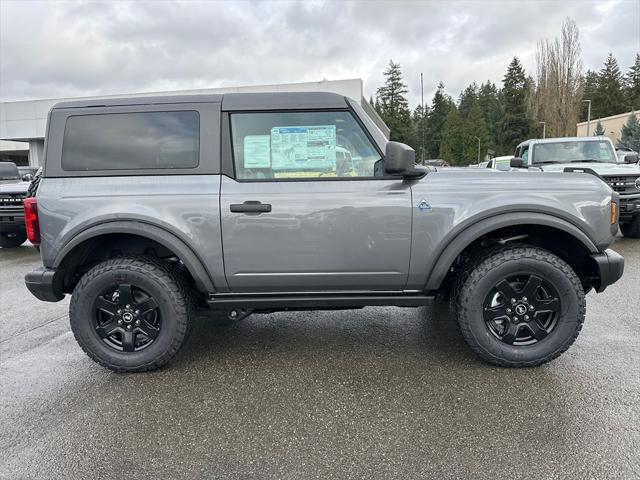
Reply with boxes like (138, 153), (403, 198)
(0, 313), (69, 344)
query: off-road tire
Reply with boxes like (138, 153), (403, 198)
(0, 231), (27, 248)
(451, 245), (586, 367)
(69, 256), (192, 372)
(620, 216), (640, 238)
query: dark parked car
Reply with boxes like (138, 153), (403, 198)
(0, 162), (30, 247)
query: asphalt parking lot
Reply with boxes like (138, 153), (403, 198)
(1, 239), (639, 480)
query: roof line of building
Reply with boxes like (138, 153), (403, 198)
(0, 78), (364, 105)
(577, 110), (639, 126)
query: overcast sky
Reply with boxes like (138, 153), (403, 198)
(1, 0), (638, 107)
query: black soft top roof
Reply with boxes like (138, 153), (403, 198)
(52, 92), (349, 111)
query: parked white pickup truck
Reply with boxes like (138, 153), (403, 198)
(512, 137), (640, 238)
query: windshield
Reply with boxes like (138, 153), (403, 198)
(532, 140), (616, 164)
(0, 162), (20, 180)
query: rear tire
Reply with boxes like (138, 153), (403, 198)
(620, 216), (640, 238)
(452, 245), (585, 367)
(69, 256), (192, 372)
(0, 231), (27, 248)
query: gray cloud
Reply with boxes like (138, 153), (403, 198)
(1, 0), (638, 107)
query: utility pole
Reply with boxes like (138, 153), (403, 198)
(420, 72), (425, 164)
(582, 99), (592, 135)
(538, 121), (546, 139)
(474, 136), (481, 163)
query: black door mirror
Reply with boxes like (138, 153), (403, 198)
(623, 152), (639, 164)
(385, 142), (415, 175)
(510, 157), (525, 168)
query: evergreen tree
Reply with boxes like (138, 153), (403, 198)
(376, 60), (414, 146)
(457, 82), (478, 119)
(593, 120), (605, 136)
(426, 82), (453, 158)
(463, 101), (491, 163)
(439, 106), (464, 164)
(499, 57), (531, 153)
(478, 81), (503, 153)
(620, 114), (640, 152)
(623, 53), (640, 110)
(580, 70), (598, 122)
(592, 53), (626, 118)
(412, 104), (429, 163)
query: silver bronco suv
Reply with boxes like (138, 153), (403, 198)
(24, 93), (624, 372)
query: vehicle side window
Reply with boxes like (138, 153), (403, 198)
(521, 146), (529, 162)
(62, 111), (199, 171)
(230, 111), (382, 180)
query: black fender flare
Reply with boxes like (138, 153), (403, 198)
(53, 220), (215, 292)
(424, 212), (598, 291)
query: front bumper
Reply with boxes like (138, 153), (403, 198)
(619, 196), (640, 222)
(0, 215), (25, 234)
(591, 249), (625, 293)
(25, 267), (65, 302)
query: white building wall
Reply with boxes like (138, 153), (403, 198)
(576, 110), (640, 146)
(28, 140), (45, 167)
(1, 79), (368, 142)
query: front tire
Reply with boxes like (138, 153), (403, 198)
(0, 231), (27, 248)
(620, 216), (640, 238)
(70, 256), (192, 372)
(452, 246), (585, 367)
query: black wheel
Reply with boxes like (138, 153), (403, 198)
(452, 245), (585, 367)
(620, 216), (640, 238)
(70, 256), (192, 372)
(0, 231), (27, 248)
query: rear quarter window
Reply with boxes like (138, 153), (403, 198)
(61, 111), (200, 171)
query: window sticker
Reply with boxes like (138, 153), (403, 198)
(243, 135), (271, 168)
(270, 125), (336, 171)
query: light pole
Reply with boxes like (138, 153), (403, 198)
(582, 99), (592, 135)
(474, 136), (481, 164)
(420, 72), (425, 164)
(538, 121), (546, 139)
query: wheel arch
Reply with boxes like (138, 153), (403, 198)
(424, 212), (599, 291)
(54, 221), (215, 293)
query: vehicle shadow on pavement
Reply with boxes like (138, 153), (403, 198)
(175, 300), (476, 370)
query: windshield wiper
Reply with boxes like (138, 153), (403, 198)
(533, 161), (561, 165)
(571, 159), (606, 163)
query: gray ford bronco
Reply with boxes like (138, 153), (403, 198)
(24, 93), (624, 372)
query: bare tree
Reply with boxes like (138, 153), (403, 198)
(535, 18), (584, 137)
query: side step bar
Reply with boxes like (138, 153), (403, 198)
(207, 293), (435, 309)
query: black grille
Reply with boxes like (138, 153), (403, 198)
(603, 175), (640, 195)
(0, 192), (26, 210)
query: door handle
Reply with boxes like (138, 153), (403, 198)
(230, 201), (272, 213)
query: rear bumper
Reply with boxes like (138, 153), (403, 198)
(591, 249), (625, 293)
(25, 267), (65, 302)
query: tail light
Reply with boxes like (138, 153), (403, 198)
(23, 197), (40, 246)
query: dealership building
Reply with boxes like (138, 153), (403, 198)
(576, 110), (640, 146)
(0, 78), (388, 167)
